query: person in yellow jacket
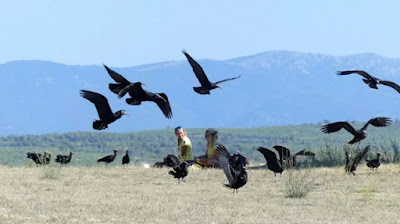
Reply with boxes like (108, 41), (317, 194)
(175, 126), (193, 162)
(196, 128), (220, 168)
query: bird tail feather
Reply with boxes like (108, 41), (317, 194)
(93, 120), (107, 130)
(193, 87), (209, 95)
(169, 170), (177, 177)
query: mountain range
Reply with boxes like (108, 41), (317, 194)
(1, 50), (400, 136)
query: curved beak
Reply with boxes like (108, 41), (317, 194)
(141, 83), (147, 87)
(122, 111), (131, 116)
(217, 85), (223, 90)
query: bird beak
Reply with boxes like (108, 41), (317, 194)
(123, 111), (131, 116)
(217, 85), (223, 90)
(141, 83), (147, 87)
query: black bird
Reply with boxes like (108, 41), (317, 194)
(366, 153), (381, 170)
(55, 152), (75, 165)
(169, 161), (189, 184)
(273, 145), (315, 168)
(38, 151), (52, 165)
(97, 149), (118, 165)
(118, 83), (172, 119)
(217, 143), (247, 193)
(104, 65), (172, 119)
(182, 50), (241, 94)
(337, 70), (400, 93)
(345, 146), (370, 175)
(80, 90), (129, 130)
(122, 148), (130, 167)
(153, 154), (180, 168)
(257, 147), (283, 176)
(27, 152), (42, 166)
(321, 117), (391, 144)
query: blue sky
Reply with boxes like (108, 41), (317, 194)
(0, 1), (399, 67)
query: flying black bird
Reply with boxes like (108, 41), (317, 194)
(257, 147), (283, 176)
(55, 152), (75, 165)
(321, 117), (391, 144)
(97, 149), (118, 165)
(169, 161), (189, 184)
(337, 70), (400, 93)
(182, 50), (241, 94)
(366, 153), (381, 170)
(217, 144), (247, 193)
(273, 145), (315, 168)
(80, 90), (129, 130)
(118, 83), (172, 118)
(104, 65), (173, 119)
(122, 148), (130, 167)
(345, 146), (370, 175)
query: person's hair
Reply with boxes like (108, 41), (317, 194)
(205, 128), (218, 147)
(175, 126), (187, 144)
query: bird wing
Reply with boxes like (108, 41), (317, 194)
(379, 80), (400, 93)
(97, 155), (112, 162)
(103, 64), (130, 85)
(214, 75), (241, 85)
(153, 93), (173, 118)
(337, 70), (372, 79)
(273, 145), (291, 164)
(293, 150), (315, 157)
(118, 82), (144, 98)
(80, 90), (114, 120)
(216, 143), (234, 185)
(166, 154), (180, 167)
(352, 146), (370, 169)
(257, 147), (280, 167)
(362, 117), (392, 130)
(321, 122), (358, 136)
(182, 50), (212, 87)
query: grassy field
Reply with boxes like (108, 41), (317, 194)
(1, 164), (400, 224)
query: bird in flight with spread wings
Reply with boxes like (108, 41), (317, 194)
(182, 50), (240, 95)
(321, 117), (391, 144)
(337, 70), (400, 94)
(80, 90), (129, 130)
(104, 65), (172, 119)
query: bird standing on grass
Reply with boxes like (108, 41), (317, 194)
(257, 147), (283, 176)
(337, 70), (400, 93)
(97, 149), (118, 165)
(169, 161), (189, 184)
(345, 146), (370, 175)
(182, 50), (241, 94)
(104, 64), (172, 119)
(55, 152), (75, 165)
(321, 117), (392, 144)
(272, 145), (315, 169)
(366, 153), (381, 170)
(122, 148), (130, 167)
(27, 152), (42, 166)
(80, 90), (129, 130)
(217, 143), (247, 193)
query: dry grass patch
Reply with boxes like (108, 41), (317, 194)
(0, 164), (400, 223)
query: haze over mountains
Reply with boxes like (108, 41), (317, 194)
(1, 50), (400, 136)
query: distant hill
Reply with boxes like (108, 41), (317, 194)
(1, 51), (400, 135)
